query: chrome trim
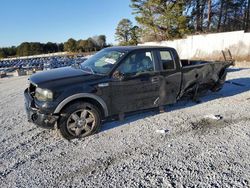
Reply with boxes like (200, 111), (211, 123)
(98, 83), (109, 87)
(54, 93), (109, 117)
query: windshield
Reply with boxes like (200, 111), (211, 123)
(80, 49), (126, 74)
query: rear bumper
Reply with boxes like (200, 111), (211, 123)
(24, 89), (58, 129)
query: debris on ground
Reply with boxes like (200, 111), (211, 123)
(1, 68), (250, 187)
(155, 129), (169, 134)
(204, 114), (223, 120)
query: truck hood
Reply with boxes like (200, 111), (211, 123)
(30, 67), (98, 85)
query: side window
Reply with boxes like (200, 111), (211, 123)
(117, 51), (154, 75)
(159, 51), (175, 70)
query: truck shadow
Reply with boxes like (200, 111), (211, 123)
(101, 77), (250, 132)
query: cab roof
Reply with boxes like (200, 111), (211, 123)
(105, 46), (174, 52)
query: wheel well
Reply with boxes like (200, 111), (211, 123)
(219, 68), (227, 79)
(59, 97), (105, 118)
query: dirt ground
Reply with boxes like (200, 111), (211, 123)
(0, 67), (250, 187)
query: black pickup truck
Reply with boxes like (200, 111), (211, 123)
(24, 46), (234, 139)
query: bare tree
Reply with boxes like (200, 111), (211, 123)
(207, 0), (212, 30)
(246, 0), (250, 31)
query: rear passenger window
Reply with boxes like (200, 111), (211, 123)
(159, 51), (175, 70)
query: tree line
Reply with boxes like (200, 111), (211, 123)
(63, 35), (106, 53)
(115, 0), (250, 44)
(1, 0), (250, 57)
(0, 35), (107, 59)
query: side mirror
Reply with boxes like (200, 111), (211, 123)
(112, 70), (125, 81)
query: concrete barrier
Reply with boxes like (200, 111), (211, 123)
(25, 69), (36, 75)
(0, 72), (7, 78)
(140, 30), (250, 62)
(13, 69), (26, 77)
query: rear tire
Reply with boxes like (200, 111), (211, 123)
(58, 102), (101, 140)
(211, 78), (226, 92)
(211, 69), (227, 92)
(211, 83), (223, 92)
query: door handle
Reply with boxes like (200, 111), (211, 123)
(151, 77), (159, 83)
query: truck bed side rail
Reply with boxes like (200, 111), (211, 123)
(222, 49), (235, 66)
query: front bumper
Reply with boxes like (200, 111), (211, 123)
(24, 88), (58, 129)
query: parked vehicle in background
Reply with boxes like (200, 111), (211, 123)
(0, 56), (88, 72)
(24, 46), (234, 140)
(0, 70), (7, 78)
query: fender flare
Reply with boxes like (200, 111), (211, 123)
(54, 93), (109, 117)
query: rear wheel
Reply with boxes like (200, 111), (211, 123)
(211, 83), (223, 92)
(211, 69), (227, 92)
(58, 102), (101, 140)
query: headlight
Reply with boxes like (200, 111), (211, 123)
(35, 87), (53, 101)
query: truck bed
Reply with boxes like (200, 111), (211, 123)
(178, 59), (233, 98)
(181, 59), (219, 67)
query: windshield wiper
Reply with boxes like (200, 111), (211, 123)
(81, 65), (96, 74)
(71, 63), (94, 74)
(71, 62), (81, 69)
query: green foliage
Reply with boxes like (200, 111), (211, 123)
(115, 19), (133, 43)
(64, 38), (77, 52)
(87, 38), (95, 51)
(92, 35), (107, 48)
(130, 26), (141, 45)
(0, 35), (107, 59)
(77, 39), (88, 52)
(64, 35), (107, 53)
(14, 42), (62, 57)
(0, 46), (16, 58)
(0, 49), (7, 58)
(131, 0), (190, 41)
(45, 42), (59, 53)
(17, 42), (31, 56)
(115, 19), (141, 45)
(98, 35), (107, 48)
(131, 0), (250, 42)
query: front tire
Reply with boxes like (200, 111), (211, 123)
(58, 102), (101, 140)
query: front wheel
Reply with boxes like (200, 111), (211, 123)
(58, 102), (101, 140)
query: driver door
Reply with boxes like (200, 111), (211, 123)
(110, 50), (160, 114)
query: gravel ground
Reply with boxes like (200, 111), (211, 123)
(0, 68), (250, 188)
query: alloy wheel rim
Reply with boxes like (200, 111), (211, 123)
(66, 109), (95, 137)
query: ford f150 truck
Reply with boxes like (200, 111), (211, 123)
(24, 46), (234, 139)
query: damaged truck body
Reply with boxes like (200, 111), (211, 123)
(24, 46), (234, 139)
